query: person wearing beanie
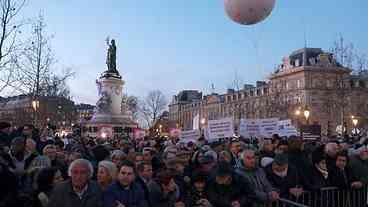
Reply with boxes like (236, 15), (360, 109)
(97, 160), (117, 191)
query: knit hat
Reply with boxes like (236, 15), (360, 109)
(191, 170), (207, 184)
(98, 160), (118, 179)
(273, 153), (288, 165)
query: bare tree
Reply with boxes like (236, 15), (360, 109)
(331, 34), (355, 69)
(0, 0), (27, 93)
(40, 68), (74, 98)
(227, 69), (243, 91)
(330, 34), (368, 73)
(14, 13), (74, 97)
(356, 53), (368, 73)
(139, 90), (167, 128)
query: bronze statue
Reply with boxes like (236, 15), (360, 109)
(106, 39), (117, 72)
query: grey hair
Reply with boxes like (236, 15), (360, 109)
(111, 150), (126, 159)
(325, 142), (338, 153)
(68, 159), (94, 178)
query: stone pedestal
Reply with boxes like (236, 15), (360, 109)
(84, 71), (137, 139)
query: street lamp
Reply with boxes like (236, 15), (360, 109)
(304, 107), (310, 125)
(199, 118), (206, 137)
(32, 100), (39, 111)
(32, 99), (40, 126)
(352, 117), (358, 136)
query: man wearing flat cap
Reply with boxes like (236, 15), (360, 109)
(264, 153), (304, 198)
(207, 161), (255, 207)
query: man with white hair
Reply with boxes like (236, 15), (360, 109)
(48, 159), (103, 207)
(349, 145), (368, 185)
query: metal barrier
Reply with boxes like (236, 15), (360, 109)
(263, 185), (368, 207)
(261, 185), (368, 207)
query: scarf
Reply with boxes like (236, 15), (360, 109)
(316, 164), (328, 179)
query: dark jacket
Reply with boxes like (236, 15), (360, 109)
(287, 150), (314, 189)
(148, 181), (181, 207)
(329, 165), (359, 189)
(185, 187), (210, 207)
(349, 155), (368, 184)
(47, 180), (103, 207)
(0, 162), (18, 207)
(235, 164), (273, 203)
(136, 176), (153, 207)
(103, 181), (148, 207)
(207, 174), (255, 207)
(264, 164), (302, 198)
(308, 167), (332, 191)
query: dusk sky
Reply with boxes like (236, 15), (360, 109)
(21, 0), (368, 104)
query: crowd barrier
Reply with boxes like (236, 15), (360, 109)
(262, 185), (368, 207)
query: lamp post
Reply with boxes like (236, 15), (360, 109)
(294, 108), (301, 136)
(32, 99), (40, 126)
(303, 107), (310, 125)
(200, 118), (206, 137)
(352, 116), (358, 136)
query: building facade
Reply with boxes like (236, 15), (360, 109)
(169, 48), (368, 135)
(0, 95), (76, 128)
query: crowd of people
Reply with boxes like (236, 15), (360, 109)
(0, 121), (368, 207)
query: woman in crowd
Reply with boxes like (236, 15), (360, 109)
(97, 160), (117, 191)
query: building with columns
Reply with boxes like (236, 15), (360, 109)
(169, 48), (368, 135)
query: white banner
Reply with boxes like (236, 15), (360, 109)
(207, 118), (234, 140)
(277, 119), (298, 137)
(239, 118), (280, 138)
(239, 119), (261, 138)
(259, 118), (279, 138)
(179, 129), (200, 143)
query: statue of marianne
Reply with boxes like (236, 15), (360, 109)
(106, 39), (117, 72)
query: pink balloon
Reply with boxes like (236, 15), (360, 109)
(224, 0), (276, 25)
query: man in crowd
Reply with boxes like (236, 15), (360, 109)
(350, 144), (368, 184)
(235, 147), (279, 205)
(103, 160), (148, 207)
(207, 161), (255, 207)
(48, 159), (103, 207)
(136, 161), (154, 207)
(264, 153), (303, 198)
